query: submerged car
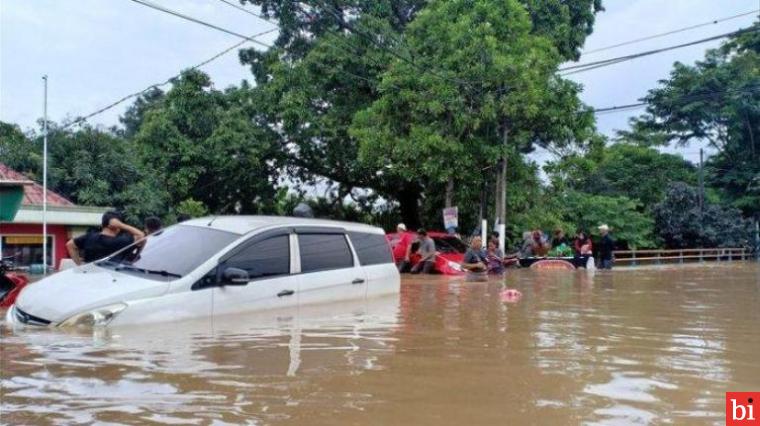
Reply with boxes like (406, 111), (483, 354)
(386, 231), (467, 275)
(6, 216), (399, 328)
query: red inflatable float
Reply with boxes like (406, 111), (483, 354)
(529, 259), (577, 270)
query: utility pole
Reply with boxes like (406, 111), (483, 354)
(498, 123), (508, 251)
(42, 75), (49, 275)
(698, 147), (704, 242)
(755, 217), (759, 261)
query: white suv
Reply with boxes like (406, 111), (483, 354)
(6, 216), (400, 328)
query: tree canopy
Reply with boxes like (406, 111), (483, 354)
(624, 21), (760, 219)
(545, 142), (697, 211)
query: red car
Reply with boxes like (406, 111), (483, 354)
(386, 231), (467, 275)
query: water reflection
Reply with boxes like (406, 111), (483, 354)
(2, 264), (760, 424)
(1, 296), (401, 424)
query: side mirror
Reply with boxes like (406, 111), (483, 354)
(221, 267), (249, 285)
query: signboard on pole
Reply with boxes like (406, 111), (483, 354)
(443, 207), (458, 231)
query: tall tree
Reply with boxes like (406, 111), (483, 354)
(545, 142), (697, 211)
(351, 0), (594, 227)
(133, 70), (282, 215)
(653, 182), (753, 248)
(237, 0), (602, 227)
(623, 21), (760, 220)
(0, 121), (167, 222)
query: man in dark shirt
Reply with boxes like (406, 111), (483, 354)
(598, 224), (615, 269)
(66, 211), (145, 265)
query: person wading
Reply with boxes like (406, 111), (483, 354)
(598, 224), (615, 269)
(411, 229), (436, 274)
(462, 236), (487, 272)
(66, 211), (145, 265)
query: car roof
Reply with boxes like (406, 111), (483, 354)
(179, 215), (384, 236)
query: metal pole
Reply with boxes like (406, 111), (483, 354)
(698, 148), (704, 242)
(42, 75), (49, 275)
(755, 218), (759, 261)
(499, 126), (508, 231)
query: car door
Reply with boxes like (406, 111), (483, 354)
(347, 231), (400, 298)
(213, 230), (298, 316)
(296, 230), (367, 306)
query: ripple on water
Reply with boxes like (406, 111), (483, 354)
(1, 265), (759, 424)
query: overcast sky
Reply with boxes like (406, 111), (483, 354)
(1, 0), (758, 165)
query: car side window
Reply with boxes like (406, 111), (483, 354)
(347, 232), (393, 266)
(225, 235), (290, 280)
(299, 233), (354, 272)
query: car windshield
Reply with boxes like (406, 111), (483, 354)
(98, 225), (239, 280)
(433, 236), (467, 253)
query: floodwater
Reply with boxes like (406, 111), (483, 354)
(1, 263), (760, 425)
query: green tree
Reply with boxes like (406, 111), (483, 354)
(623, 21), (760, 220)
(653, 182), (753, 248)
(0, 122), (40, 176)
(559, 191), (655, 249)
(133, 70), (283, 214)
(238, 0), (602, 227)
(351, 0), (594, 227)
(545, 142), (697, 210)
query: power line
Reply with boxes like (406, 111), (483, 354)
(560, 26), (759, 76)
(581, 9), (759, 56)
(128, 0), (274, 49)
(130, 0), (479, 110)
(215, 0), (270, 21)
(591, 84), (760, 116)
(63, 26), (277, 129)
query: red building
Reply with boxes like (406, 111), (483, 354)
(0, 164), (108, 270)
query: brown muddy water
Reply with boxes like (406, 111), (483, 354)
(1, 263), (759, 425)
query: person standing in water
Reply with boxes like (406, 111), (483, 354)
(462, 236), (487, 272)
(410, 229), (436, 274)
(598, 224), (615, 269)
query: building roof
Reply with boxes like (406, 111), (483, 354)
(181, 215), (384, 236)
(0, 163), (75, 207)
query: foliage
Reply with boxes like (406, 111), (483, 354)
(557, 191), (655, 248)
(623, 21), (760, 218)
(351, 0), (594, 227)
(0, 122), (40, 177)
(133, 70), (283, 215)
(545, 142), (697, 210)
(0, 121), (168, 223)
(176, 198), (209, 219)
(653, 182), (753, 248)
(238, 0), (602, 227)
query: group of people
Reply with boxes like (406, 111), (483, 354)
(462, 235), (510, 275)
(65, 211), (180, 265)
(395, 225), (438, 274)
(519, 224), (615, 269)
(396, 221), (617, 275)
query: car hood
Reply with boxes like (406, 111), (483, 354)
(15, 265), (170, 324)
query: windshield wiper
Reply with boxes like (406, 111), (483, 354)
(115, 265), (181, 278)
(96, 259), (123, 268)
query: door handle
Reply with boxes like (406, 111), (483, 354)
(277, 289), (295, 297)
(352, 278), (365, 285)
